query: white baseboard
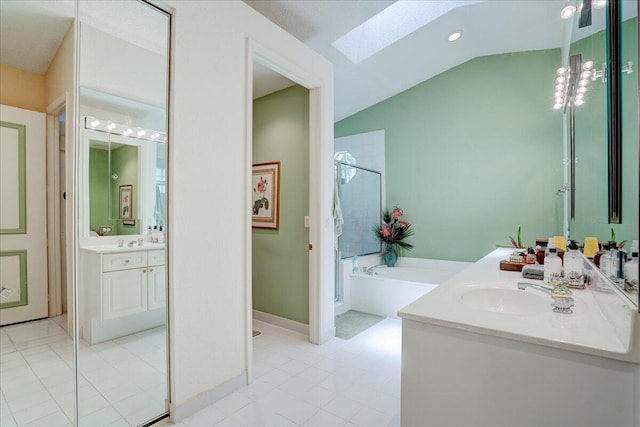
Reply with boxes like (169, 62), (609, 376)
(252, 309), (309, 336)
(169, 372), (246, 423)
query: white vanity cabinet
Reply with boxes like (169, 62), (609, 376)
(81, 245), (166, 344)
(147, 251), (166, 310)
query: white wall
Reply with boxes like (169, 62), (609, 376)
(165, 0), (333, 417)
(79, 23), (167, 108)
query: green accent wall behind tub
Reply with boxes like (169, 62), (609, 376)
(336, 49), (564, 262)
(253, 85), (310, 325)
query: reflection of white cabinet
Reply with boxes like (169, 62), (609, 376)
(80, 246), (166, 344)
(103, 268), (148, 319)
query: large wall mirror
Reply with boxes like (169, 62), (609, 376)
(76, 1), (170, 425)
(568, 0), (638, 305)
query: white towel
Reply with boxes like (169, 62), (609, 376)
(334, 178), (344, 249)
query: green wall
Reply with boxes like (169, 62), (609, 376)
(89, 144), (139, 235)
(336, 49), (564, 262)
(89, 147), (117, 233)
(570, 18), (638, 246)
(111, 144), (140, 235)
(252, 85), (310, 324)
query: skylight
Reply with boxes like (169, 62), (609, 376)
(332, 0), (483, 64)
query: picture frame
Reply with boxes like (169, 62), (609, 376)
(252, 161), (280, 229)
(119, 184), (133, 220)
(122, 219), (135, 226)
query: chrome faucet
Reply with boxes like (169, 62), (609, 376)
(517, 281), (574, 314)
(128, 240), (136, 247)
(363, 264), (387, 275)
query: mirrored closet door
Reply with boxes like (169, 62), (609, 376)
(75, 1), (170, 425)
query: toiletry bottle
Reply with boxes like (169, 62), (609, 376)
(599, 242), (613, 278)
(624, 252), (638, 292)
(159, 226), (165, 243)
(544, 247), (562, 283)
(545, 237), (555, 257)
(563, 240), (584, 288)
(602, 241), (619, 281)
(152, 225), (159, 243)
(352, 256), (358, 273)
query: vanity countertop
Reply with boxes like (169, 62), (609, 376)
(81, 243), (165, 254)
(398, 248), (640, 363)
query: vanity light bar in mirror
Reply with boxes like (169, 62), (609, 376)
(553, 58), (594, 110)
(83, 116), (166, 143)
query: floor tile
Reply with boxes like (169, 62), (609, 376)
(350, 406), (393, 427)
(183, 404), (225, 426)
(323, 397), (364, 421)
(211, 392), (252, 417)
(303, 409), (348, 427)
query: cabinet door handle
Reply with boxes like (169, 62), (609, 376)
(149, 268), (154, 272)
(142, 269), (147, 273)
(124, 259), (130, 264)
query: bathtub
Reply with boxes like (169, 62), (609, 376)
(338, 257), (471, 319)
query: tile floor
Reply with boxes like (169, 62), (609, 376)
(2, 317), (401, 427)
(174, 318), (402, 427)
(0, 316), (168, 427)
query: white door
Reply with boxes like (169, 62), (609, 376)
(0, 105), (48, 325)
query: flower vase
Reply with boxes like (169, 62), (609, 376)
(383, 245), (398, 267)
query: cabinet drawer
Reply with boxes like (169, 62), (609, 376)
(103, 252), (147, 272)
(148, 250), (165, 266)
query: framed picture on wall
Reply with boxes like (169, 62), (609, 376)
(119, 184), (133, 220)
(252, 161), (280, 229)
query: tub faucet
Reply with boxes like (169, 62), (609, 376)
(364, 264), (387, 275)
(517, 282), (574, 314)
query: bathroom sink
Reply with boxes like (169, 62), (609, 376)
(460, 288), (550, 315)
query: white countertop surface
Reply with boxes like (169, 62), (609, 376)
(81, 243), (165, 254)
(398, 248), (640, 363)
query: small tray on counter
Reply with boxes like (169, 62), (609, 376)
(499, 260), (525, 272)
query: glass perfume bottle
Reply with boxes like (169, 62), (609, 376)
(563, 240), (584, 288)
(544, 248), (562, 283)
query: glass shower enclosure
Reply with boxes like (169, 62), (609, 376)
(334, 161), (382, 301)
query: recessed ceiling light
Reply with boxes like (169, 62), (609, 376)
(561, 5), (577, 20)
(593, 0), (606, 9)
(332, 0), (482, 64)
(448, 31), (462, 42)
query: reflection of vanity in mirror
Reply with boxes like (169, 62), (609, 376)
(77, 0), (169, 350)
(79, 91), (168, 345)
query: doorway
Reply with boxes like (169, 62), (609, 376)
(46, 95), (69, 327)
(251, 63), (311, 336)
(245, 40), (335, 382)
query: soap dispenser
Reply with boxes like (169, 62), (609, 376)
(564, 240), (585, 288)
(352, 256), (358, 273)
(544, 247), (562, 283)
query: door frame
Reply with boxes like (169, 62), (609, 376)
(245, 39), (335, 381)
(46, 94), (68, 318)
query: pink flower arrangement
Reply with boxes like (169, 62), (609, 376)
(373, 206), (415, 252)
